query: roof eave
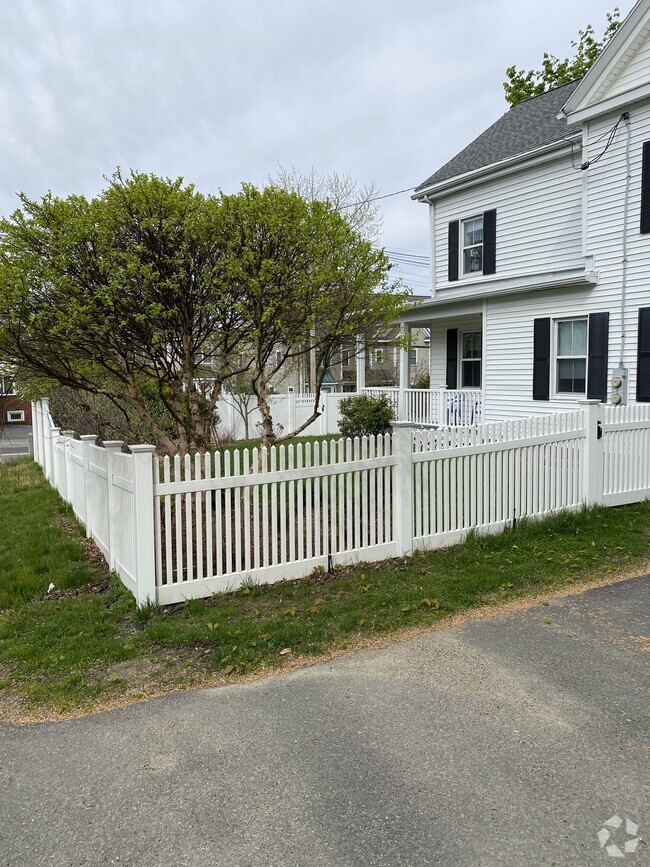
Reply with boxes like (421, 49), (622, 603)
(560, 0), (649, 119)
(412, 136), (579, 202)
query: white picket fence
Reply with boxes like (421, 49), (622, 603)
(217, 387), (484, 441)
(31, 398), (650, 607)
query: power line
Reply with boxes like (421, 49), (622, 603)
(339, 186), (415, 209)
(386, 248), (429, 261)
(388, 257), (429, 269)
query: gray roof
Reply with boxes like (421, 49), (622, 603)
(414, 80), (582, 193)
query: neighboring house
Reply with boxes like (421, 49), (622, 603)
(0, 367), (32, 426)
(403, 0), (650, 422)
(270, 297), (431, 394)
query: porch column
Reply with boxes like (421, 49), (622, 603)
(355, 335), (366, 393)
(398, 324), (410, 421)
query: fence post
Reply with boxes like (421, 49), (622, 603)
(129, 445), (157, 607)
(437, 386), (447, 427)
(578, 400), (604, 506)
(31, 402), (40, 464)
(103, 441), (124, 569)
(356, 335), (366, 392)
(80, 435), (98, 539)
(287, 388), (296, 433)
(392, 421), (414, 556)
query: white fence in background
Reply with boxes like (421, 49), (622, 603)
(216, 387), (483, 441)
(216, 391), (348, 441)
(31, 399), (650, 607)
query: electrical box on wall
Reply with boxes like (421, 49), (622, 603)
(610, 367), (628, 405)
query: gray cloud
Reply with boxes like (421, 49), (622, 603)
(0, 0), (629, 290)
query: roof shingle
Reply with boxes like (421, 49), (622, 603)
(414, 80), (582, 193)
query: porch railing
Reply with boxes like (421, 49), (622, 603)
(362, 387), (482, 427)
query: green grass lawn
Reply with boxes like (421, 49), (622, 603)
(1, 458), (649, 721)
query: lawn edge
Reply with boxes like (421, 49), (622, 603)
(2, 565), (647, 727)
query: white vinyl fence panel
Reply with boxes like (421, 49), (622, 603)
(153, 435), (397, 604)
(66, 438), (87, 525)
(109, 449), (137, 595)
(85, 443), (110, 560)
(602, 403), (650, 504)
(31, 398), (650, 608)
(412, 411), (584, 549)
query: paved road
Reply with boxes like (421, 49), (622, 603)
(0, 425), (31, 463)
(1, 577), (648, 866)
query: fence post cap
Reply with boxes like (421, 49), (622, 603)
(128, 444), (157, 454)
(577, 399), (602, 406)
(103, 440), (124, 450)
(391, 421), (414, 428)
(80, 434), (98, 443)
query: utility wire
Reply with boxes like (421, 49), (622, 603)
(338, 186), (415, 209)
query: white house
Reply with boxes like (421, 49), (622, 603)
(402, 0), (650, 423)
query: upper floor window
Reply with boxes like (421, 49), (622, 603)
(462, 217), (483, 275)
(0, 374), (15, 395)
(555, 318), (587, 395)
(448, 209), (496, 282)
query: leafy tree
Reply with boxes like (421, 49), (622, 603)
(215, 185), (407, 448)
(0, 173), (406, 453)
(0, 171), (252, 454)
(504, 9), (621, 107)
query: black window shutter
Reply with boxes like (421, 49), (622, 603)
(483, 209), (497, 275)
(641, 141), (650, 234)
(446, 328), (458, 389)
(637, 307), (650, 401)
(587, 312), (609, 401)
(448, 221), (459, 281)
(533, 318), (550, 401)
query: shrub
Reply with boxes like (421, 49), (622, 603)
(338, 394), (394, 437)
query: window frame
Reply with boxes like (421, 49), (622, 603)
(460, 214), (484, 277)
(7, 410), (25, 423)
(553, 316), (588, 397)
(0, 374), (16, 396)
(459, 330), (482, 389)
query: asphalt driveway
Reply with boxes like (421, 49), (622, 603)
(1, 576), (648, 866)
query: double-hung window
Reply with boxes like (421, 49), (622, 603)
(448, 210), (496, 281)
(460, 331), (482, 387)
(461, 217), (483, 275)
(555, 318), (587, 395)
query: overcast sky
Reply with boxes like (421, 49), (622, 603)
(0, 0), (632, 293)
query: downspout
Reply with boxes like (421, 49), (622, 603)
(423, 194), (435, 298)
(620, 112), (632, 366)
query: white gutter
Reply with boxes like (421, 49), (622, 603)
(413, 137), (579, 201)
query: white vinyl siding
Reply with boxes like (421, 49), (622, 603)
(481, 290), (615, 421)
(596, 27), (650, 101)
(585, 105), (650, 403)
(432, 153), (583, 291)
(451, 106), (650, 420)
